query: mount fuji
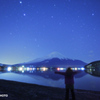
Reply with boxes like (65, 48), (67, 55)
(23, 52), (87, 67)
(28, 52), (67, 63)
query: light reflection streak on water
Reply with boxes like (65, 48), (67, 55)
(0, 65), (85, 73)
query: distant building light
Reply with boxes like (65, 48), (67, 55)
(60, 68), (64, 70)
(27, 67), (30, 71)
(75, 68), (77, 70)
(33, 68), (35, 70)
(81, 67), (85, 70)
(43, 67), (48, 71)
(37, 68), (39, 70)
(22, 65), (24, 67)
(78, 68), (81, 70)
(19, 67), (23, 71)
(57, 68), (60, 71)
(22, 70), (24, 73)
(7, 67), (12, 71)
(30, 68), (32, 71)
(71, 68), (74, 70)
(40, 67), (48, 71)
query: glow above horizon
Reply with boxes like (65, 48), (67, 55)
(0, 0), (100, 64)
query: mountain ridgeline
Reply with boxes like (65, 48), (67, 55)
(26, 58), (87, 67)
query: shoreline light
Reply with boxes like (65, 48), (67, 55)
(78, 68), (81, 70)
(60, 68), (64, 70)
(22, 65), (24, 67)
(7, 67), (12, 71)
(81, 67), (85, 70)
(57, 68), (60, 71)
(75, 68), (77, 70)
(19, 67), (23, 71)
(33, 68), (35, 70)
(40, 67), (48, 71)
(27, 67), (30, 71)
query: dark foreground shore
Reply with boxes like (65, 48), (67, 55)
(0, 79), (100, 100)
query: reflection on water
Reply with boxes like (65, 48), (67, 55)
(0, 65), (87, 80)
(0, 63), (100, 91)
(85, 61), (100, 77)
(0, 70), (100, 91)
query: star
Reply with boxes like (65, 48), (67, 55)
(92, 13), (94, 16)
(23, 13), (26, 16)
(19, 1), (22, 4)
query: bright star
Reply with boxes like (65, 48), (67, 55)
(23, 13), (26, 16)
(20, 1), (22, 4)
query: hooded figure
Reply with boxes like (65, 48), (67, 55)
(55, 67), (81, 100)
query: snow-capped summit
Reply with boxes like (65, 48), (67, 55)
(15, 51), (87, 66)
(47, 52), (66, 59)
(27, 52), (66, 63)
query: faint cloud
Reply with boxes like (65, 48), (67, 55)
(90, 50), (93, 53)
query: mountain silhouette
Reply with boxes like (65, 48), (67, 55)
(13, 52), (87, 67)
(25, 57), (87, 67)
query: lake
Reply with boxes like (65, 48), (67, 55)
(0, 70), (100, 92)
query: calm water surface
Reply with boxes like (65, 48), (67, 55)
(0, 70), (100, 91)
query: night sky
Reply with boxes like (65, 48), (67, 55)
(0, 0), (100, 64)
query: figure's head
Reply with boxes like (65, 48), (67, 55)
(66, 67), (73, 72)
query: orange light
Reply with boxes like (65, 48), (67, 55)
(37, 68), (39, 70)
(30, 68), (32, 71)
(57, 68), (60, 71)
(40, 67), (48, 71)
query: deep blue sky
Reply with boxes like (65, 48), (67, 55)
(0, 0), (100, 64)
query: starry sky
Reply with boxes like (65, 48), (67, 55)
(0, 0), (100, 64)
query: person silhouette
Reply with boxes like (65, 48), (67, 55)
(55, 67), (81, 100)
